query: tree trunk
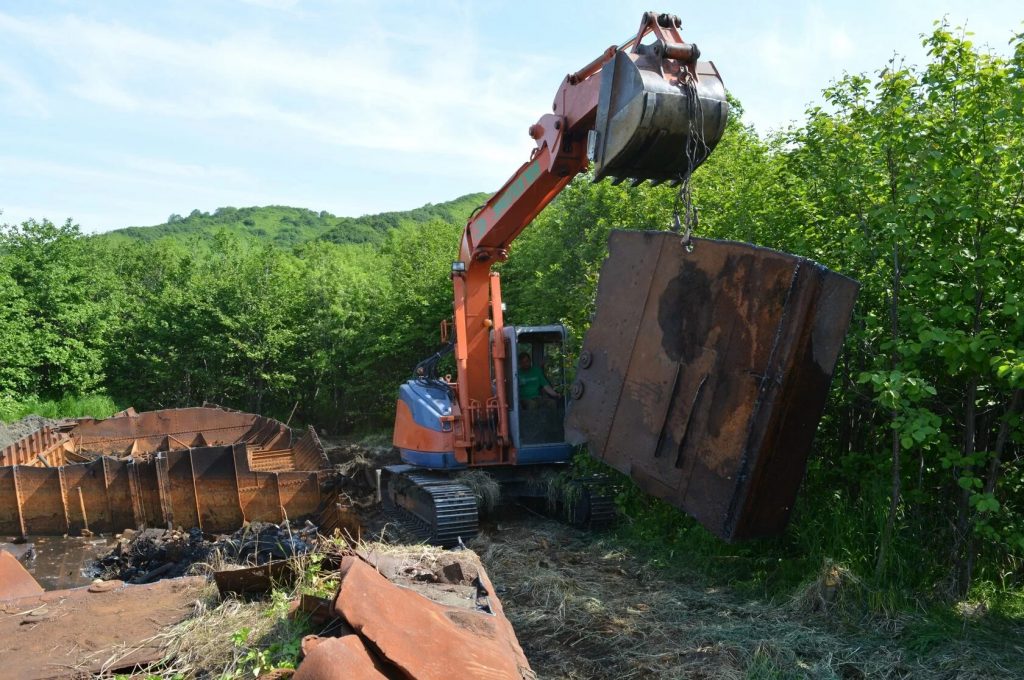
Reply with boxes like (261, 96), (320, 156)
(962, 389), (1024, 587)
(983, 389), (1023, 495)
(953, 285), (986, 598)
(876, 240), (902, 580)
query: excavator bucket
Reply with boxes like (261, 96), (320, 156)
(565, 232), (859, 541)
(590, 47), (728, 184)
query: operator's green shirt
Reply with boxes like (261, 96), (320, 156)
(518, 364), (548, 400)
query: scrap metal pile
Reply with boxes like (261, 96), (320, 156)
(0, 533), (534, 679)
(0, 406), (333, 537)
(292, 549), (535, 680)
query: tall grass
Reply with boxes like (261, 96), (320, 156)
(0, 393), (120, 422)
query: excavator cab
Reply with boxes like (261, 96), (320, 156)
(502, 325), (573, 464)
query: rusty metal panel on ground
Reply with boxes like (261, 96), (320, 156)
(0, 576), (205, 679)
(214, 560), (294, 595)
(0, 550), (44, 601)
(332, 556), (534, 680)
(566, 231), (859, 541)
(295, 635), (394, 680)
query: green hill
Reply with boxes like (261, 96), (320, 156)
(101, 193), (489, 247)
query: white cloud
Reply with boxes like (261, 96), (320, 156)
(0, 61), (49, 116)
(0, 10), (547, 168)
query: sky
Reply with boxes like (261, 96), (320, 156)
(0, 1), (1021, 233)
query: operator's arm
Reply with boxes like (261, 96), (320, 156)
(537, 368), (559, 399)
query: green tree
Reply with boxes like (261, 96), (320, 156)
(0, 218), (118, 396)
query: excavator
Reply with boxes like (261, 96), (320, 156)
(385, 11), (857, 545)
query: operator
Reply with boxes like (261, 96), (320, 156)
(518, 352), (559, 409)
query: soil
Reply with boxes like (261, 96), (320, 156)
(0, 415), (59, 450)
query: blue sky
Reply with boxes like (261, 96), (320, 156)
(1, 1), (1021, 233)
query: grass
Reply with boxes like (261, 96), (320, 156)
(474, 517), (1024, 679)
(84, 510), (1022, 679)
(0, 392), (120, 422)
(135, 551), (343, 679)
(456, 469), (502, 514)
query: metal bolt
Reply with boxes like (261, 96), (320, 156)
(571, 381), (585, 400)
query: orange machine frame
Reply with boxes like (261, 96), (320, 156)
(443, 14), (701, 466)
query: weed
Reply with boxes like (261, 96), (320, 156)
(0, 392), (119, 422)
(456, 469), (501, 514)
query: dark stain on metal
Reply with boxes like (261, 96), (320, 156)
(567, 231), (859, 541)
(658, 259), (713, 364)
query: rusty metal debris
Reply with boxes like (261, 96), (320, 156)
(273, 549), (534, 679)
(566, 232), (859, 541)
(0, 406), (332, 537)
(295, 634), (393, 680)
(0, 575), (205, 679)
(0, 550), (44, 601)
(331, 555), (535, 680)
(214, 559), (295, 595)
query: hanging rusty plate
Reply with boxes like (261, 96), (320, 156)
(566, 231), (859, 540)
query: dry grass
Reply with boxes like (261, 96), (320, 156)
(88, 515), (1023, 679)
(116, 551), (345, 679)
(471, 518), (1024, 680)
(456, 469), (502, 514)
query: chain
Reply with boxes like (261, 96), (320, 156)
(671, 173), (698, 244)
(669, 65), (708, 249)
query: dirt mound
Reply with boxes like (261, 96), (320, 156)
(0, 415), (59, 450)
(325, 441), (401, 493)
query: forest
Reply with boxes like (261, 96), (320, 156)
(1, 25), (1022, 615)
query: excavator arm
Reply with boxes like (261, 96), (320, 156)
(390, 11), (860, 547)
(460, 11), (727, 263)
(396, 11), (728, 466)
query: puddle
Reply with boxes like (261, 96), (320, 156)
(1, 535), (115, 590)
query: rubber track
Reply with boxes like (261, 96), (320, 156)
(395, 473), (479, 547)
(574, 475), (618, 530)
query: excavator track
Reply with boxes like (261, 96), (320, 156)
(382, 466), (478, 547)
(567, 475), (618, 530)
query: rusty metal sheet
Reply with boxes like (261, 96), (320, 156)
(16, 466), (65, 535)
(0, 576), (204, 679)
(295, 634), (395, 680)
(214, 560), (294, 595)
(0, 550), (44, 601)
(566, 232), (859, 540)
(0, 406), (313, 467)
(0, 442), (327, 537)
(0, 428), (73, 467)
(0, 408), (329, 537)
(333, 556), (534, 680)
(288, 594), (340, 627)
